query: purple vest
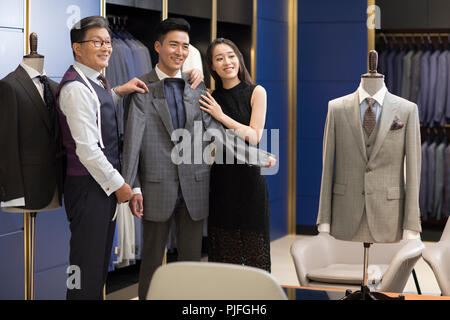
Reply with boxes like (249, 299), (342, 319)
(56, 66), (121, 176)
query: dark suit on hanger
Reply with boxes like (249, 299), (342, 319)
(418, 50), (430, 123)
(426, 50), (440, 126)
(0, 65), (63, 210)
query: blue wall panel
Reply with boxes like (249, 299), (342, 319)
(258, 0), (288, 23)
(257, 20), (288, 82)
(269, 198), (288, 241)
(0, 232), (24, 299)
(298, 80), (360, 140)
(34, 208), (70, 272)
(257, 0), (289, 241)
(297, 139), (322, 197)
(35, 265), (69, 300)
(299, 0), (365, 23)
(0, 211), (23, 235)
(296, 195), (319, 226)
(298, 23), (366, 82)
(261, 81), (289, 141)
(296, 0), (367, 229)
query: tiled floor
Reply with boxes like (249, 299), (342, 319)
(106, 234), (443, 300)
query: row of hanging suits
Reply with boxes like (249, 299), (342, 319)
(378, 43), (450, 127)
(105, 29), (153, 270)
(420, 133), (450, 222)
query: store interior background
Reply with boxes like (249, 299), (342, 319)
(0, 0), (447, 299)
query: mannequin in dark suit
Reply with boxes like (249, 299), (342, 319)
(0, 59), (63, 212)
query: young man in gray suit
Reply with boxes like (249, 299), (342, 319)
(122, 18), (274, 300)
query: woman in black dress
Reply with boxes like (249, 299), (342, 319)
(199, 38), (272, 272)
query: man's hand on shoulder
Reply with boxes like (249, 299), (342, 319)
(114, 77), (149, 97)
(184, 68), (204, 89)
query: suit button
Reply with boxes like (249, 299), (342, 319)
(362, 191), (365, 195)
(366, 168), (371, 173)
(366, 144), (370, 148)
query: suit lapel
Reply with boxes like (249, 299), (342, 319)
(368, 91), (398, 163)
(151, 80), (175, 136)
(343, 91), (368, 162)
(13, 65), (52, 132)
(142, 69), (160, 85)
(182, 73), (194, 130)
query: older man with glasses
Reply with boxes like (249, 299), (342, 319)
(55, 16), (148, 300)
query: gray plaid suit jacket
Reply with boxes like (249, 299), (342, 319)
(317, 90), (422, 243)
(122, 70), (270, 222)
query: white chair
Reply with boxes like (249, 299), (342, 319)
(422, 218), (450, 296)
(290, 233), (425, 293)
(146, 261), (288, 300)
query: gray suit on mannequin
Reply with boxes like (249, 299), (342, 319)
(317, 77), (422, 243)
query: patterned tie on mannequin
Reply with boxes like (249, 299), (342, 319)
(363, 97), (376, 137)
(38, 75), (57, 138)
(97, 73), (112, 96)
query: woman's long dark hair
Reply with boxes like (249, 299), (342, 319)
(206, 38), (253, 89)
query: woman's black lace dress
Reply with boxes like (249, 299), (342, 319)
(207, 81), (271, 272)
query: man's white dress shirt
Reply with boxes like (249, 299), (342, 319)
(58, 61), (123, 196)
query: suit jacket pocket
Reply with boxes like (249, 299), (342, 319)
(333, 183), (346, 195)
(387, 187), (402, 200)
(145, 171), (162, 182)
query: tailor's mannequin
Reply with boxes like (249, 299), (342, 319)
(1, 32), (61, 213)
(318, 50), (420, 241)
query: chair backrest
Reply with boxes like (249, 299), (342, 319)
(146, 261), (288, 300)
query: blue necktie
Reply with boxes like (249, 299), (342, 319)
(164, 78), (186, 129)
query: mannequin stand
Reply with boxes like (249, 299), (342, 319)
(341, 243), (405, 300)
(24, 212), (37, 300)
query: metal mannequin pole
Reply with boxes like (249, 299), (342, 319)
(24, 212), (36, 300)
(361, 242), (371, 299)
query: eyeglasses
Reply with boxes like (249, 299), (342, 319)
(78, 39), (113, 48)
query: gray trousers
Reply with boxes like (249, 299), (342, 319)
(138, 203), (204, 300)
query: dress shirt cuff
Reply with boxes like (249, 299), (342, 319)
(112, 88), (121, 105)
(318, 223), (330, 233)
(402, 229), (421, 240)
(133, 188), (142, 195)
(102, 171), (125, 196)
(1, 197), (25, 208)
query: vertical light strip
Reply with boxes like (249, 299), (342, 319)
(24, 213), (30, 299)
(367, 0), (376, 71)
(101, 0), (106, 18)
(24, 0), (31, 299)
(162, 0), (168, 20)
(251, 0), (257, 82)
(210, 0), (217, 90)
(24, 0), (29, 54)
(287, 0), (298, 235)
